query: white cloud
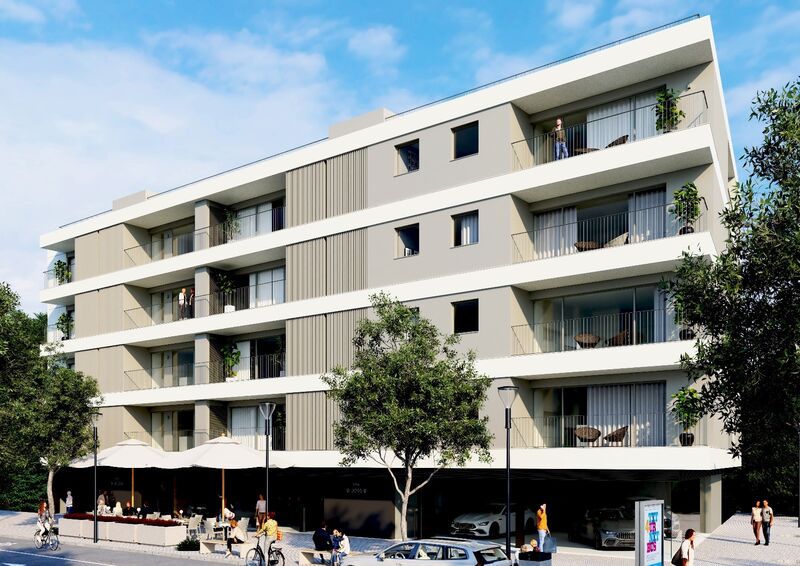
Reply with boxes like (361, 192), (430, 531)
(546, 0), (601, 29)
(0, 37), (346, 313)
(347, 25), (406, 76)
(0, 0), (44, 23)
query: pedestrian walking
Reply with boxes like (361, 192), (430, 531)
(751, 500), (763, 544)
(65, 490), (73, 514)
(672, 528), (695, 566)
(255, 494), (267, 529)
(536, 503), (549, 549)
(761, 499), (774, 546)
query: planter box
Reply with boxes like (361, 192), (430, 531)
(137, 524), (185, 547)
(58, 518), (83, 538)
(107, 521), (139, 543)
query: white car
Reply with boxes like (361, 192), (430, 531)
(345, 539), (510, 566)
(450, 504), (537, 537)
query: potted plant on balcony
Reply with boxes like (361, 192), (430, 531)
(214, 272), (236, 313)
(671, 182), (701, 235)
(56, 311), (73, 340)
(655, 88), (685, 133)
(53, 259), (71, 285)
(671, 386), (703, 446)
(223, 209), (240, 242)
(220, 343), (241, 380)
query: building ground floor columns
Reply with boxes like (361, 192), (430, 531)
(54, 466), (734, 539)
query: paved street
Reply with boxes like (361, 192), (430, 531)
(0, 511), (798, 566)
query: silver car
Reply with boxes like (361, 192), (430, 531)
(569, 508), (635, 549)
(345, 538), (511, 566)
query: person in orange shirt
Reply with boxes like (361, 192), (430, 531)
(536, 503), (549, 550)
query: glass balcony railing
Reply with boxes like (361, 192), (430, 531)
(512, 309), (692, 355)
(510, 412), (702, 448)
(123, 426), (286, 451)
(123, 363), (196, 391)
(122, 207), (285, 267)
(45, 323), (74, 342)
(43, 262), (76, 288)
(511, 91), (708, 171)
(511, 201), (707, 263)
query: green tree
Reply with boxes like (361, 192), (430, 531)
(664, 79), (800, 504)
(0, 283), (100, 512)
(322, 293), (493, 540)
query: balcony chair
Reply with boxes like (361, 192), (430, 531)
(604, 426), (629, 444)
(605, 329), (631, 347)
(574, 333), (601, 348)
(574, 240), (601, 252)
(574, 426), (602, 443)
(603, 232), (629, 248)
(574, 134), (629, 155)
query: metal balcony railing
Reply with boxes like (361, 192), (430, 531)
(229, 425), (286, 451)
(512, 309), (692, 355)
(123, 363), (196, 391)
(43, 262), (75, 288)
(123, 231), (197, 267)
(510, 412), (703, 448)
(124, 426), (286, 451)
(198, 353), (286, 385)
(209, 280), (285, 316)
(123, 296), (205, 329)
(511, 201), (708, 263)
(511, 91), (708, 171)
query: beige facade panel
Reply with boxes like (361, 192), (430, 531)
(286, 160), (326, 227)
(286, 391), (339, 450)
(327, 149), (368, 217)
(74, 232), (99, 280)
(286, 315), (326, 376)
(326, 230), (367, 295)
(326, 308), (367, 369)
(286, 239), (326, 301)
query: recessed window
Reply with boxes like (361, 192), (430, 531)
(453, 121), (479, 159)
(396, 224), (420, 257)
(453, 299), (479, 333)
(396, 139), (420, 174)
(453, 211), (479, 247)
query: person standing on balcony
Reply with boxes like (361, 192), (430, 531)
(178, 288), (187, 319)
(552, 118), (568, 160)
(188, 287), (195, 319)
(761, 499), (774, 546)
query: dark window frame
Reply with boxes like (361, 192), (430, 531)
(396, 223), (420, 258)
(452, 121), (479, 159)
(453, 298), (479, 334)
(396, 139), (420, 175)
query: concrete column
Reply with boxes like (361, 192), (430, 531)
(194, 200), (225, 250)
(700, 473), (722, 533)
(195, 334), (212, 385)
(195, 400), (211, 444)
(195, 267), (213, 318)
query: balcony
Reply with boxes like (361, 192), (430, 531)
(511, 91), (708, 172)
(511, 413), (701, 448)
(43, 258), (76, 288)
(124, 231), (196, 267)
(511, 200), (707, 263)
(199, 353), (286, 384)
(512, 309), (688, 355)
(123, 362), (196, 391)
(123, 425), (286, 452)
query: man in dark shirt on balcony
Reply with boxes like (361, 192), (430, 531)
(553, 118), (568, 160)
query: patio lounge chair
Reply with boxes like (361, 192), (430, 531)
(605, 329), (631, 347)
(574, 426), (602, 443)
(604, 426), (629, 444)
(574, 333), (601, 348)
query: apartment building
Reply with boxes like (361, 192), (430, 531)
(42, 16), (738, 538)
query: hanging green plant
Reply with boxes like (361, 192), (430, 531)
(670, 182), (701, 233)
(655, 88), (685, 132)
(53, 259), (71, 285)
(220, 342), (241, 377)
(56, 311), (73, 339)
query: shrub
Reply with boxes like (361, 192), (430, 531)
(177, 537), (200, 551)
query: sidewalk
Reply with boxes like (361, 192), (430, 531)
(695, 513), (799, 566)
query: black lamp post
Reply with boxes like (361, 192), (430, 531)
(498, 385), (518, 558)
(91, 411), (102, 544)
(260, 402), (277, 515)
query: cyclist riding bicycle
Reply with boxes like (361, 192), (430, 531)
(36, 501), (52, 538)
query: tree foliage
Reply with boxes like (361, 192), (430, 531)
(0, 283), (100, 511)
(664, 79), (800, 502)
(322, 293), (492, 539)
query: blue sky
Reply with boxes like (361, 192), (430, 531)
(1, 0), (798, 312)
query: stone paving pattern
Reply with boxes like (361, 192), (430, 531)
(1, 511), (798, 565)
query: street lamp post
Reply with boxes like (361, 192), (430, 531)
(260, 402), (277, 516)
(91, 411), (101, 544)
(498, 385), (519, 559)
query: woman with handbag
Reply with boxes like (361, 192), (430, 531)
(671, 529), (695, 566)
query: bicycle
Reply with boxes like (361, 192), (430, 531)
(33, 523), (59, 551)
(245, 534), (284, 566)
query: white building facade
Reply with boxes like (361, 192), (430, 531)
(41, 16), (738, 537)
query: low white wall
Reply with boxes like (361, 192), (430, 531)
(58, 518), (184, 547)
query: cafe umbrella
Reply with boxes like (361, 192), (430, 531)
(162, 435), (290, 520)
(70, 438), (167, 509)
